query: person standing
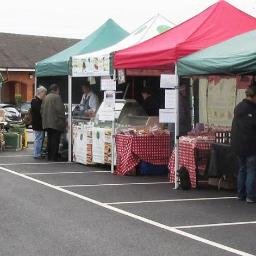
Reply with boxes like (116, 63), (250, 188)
(41, 84), (66, 161)
(80, 83), (99, 117)
(231, 86), (256, 203)
(141, 87), (159, 116)
(31, 86), (47, 159)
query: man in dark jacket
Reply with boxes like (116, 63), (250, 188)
(231, 86), (256, 203)
(31, 86), (47, 159)
(41, 84), (66, 161)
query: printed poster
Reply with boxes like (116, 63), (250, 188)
(92, 128), (113, 164)
(72, 54), (110, 77)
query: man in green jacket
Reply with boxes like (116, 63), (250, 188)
(41, 84), (66, 161)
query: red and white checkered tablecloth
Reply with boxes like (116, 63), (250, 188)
(115, 133), (171, 175)
(169, 136), (215, 188)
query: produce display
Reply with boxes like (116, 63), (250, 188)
(72, 99), (167, 166)
(117, 125), (169, 136)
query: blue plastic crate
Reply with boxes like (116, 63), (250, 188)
(137, 161), (168, 176)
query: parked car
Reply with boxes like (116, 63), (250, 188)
(0, 104), (22, 122)
(16, 102), (31, 118)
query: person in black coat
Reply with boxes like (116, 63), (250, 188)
(141, 87), (159, 116)
(231, 86), (256, 203)
(31, 86), (47, 159)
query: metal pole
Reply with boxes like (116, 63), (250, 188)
(111, 70), (117, 173)
(190, 78), (195, 129)
(68, 75), (72, 162)
(34, 75), (37, 96)
(174, 64), (179, 189)
(111, 117), (115, 173)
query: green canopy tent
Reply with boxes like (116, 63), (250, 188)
(35, 19), (129, 77)
(35, 19), (128, 162)
(177, 29), (256, 76)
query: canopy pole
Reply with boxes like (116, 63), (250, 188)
(111, 118), (115, 173)
(68, 75), (72, 162)
(190, 78), (195, 129)
(34, 75), (37, 96)
(174, 64), (179, 189)
(111, 69), (117, 173)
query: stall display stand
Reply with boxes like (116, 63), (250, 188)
(159, 65), (179, 189)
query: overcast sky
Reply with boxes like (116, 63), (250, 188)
(1, 0), (256, 39)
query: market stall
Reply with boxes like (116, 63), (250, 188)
(168, 127), (233, 188)
(116, 131), (171, 176)
(35, 19), (129, 161)
(172, 29), (256, 188)
(113, 0), (256, 188)
(71, 15), (174, 169)
(73, 99), (170, 172)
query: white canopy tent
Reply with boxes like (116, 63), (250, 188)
(67, 14), (174, 164)
(71, 14), (175, 77)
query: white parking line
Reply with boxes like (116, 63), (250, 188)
(0, 162), (70, 166)
(0, 166), (254, 256)
(106, 196), (236, 205)
(174, 221), (256, 229)
(59, 182), (170, 188)
(23, 171), (111, 175)
(0, 154), (33, 158)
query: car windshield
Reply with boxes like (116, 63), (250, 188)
(21, 103), (31, 111)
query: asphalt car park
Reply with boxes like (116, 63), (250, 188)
(0, 148), (255, 256)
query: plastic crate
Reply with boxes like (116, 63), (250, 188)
(137, 161), (168, 176)
(9, 123), (26, 134)
(4, 132), (22, 151)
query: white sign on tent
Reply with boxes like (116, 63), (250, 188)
(72, 55), (110, 77)
(165, 89), (176, 109)
(101, 78), (116, 91)
(160, 74), (177, 89)
(71, 15), (174, 77)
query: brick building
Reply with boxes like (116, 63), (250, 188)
(0, 33), (79, 104)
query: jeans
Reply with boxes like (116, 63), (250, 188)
(33, 130), (44, 158)
(47, 128), (61, 161)
(237, 155), (256, 201)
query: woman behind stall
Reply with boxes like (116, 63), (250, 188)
(141, 87), (159, 116)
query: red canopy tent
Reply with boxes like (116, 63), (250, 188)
(114, 0), (256, 189)
(114, 0), (256, 70)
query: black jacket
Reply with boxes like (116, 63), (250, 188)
(31, 96), (43, 131)
(142, 96), (159, 116)
(231, 99), (256, 157)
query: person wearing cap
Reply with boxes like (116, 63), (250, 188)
(231, 85), (256, 203)
(141, 87), (159, 116)
(80, 83), (99, 117)
(31, 85), (47, 159)
(41, 84), (66, 161)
